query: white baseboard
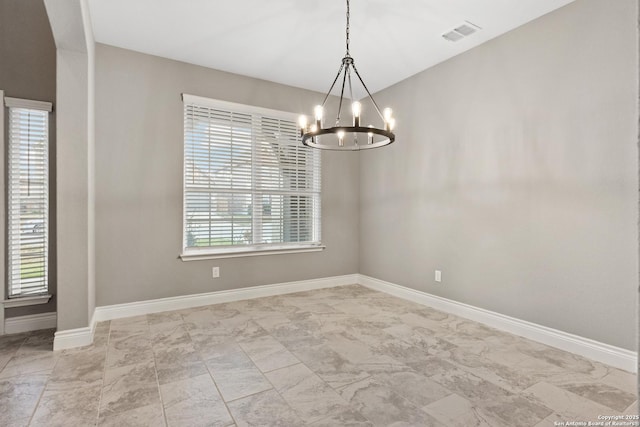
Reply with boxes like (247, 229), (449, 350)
(53, 316), (95, 351)
(55, 275), (357, 350)
(5, 312), (57, 335)
(52, 272), (637, 373)
(358, 274), (637, 373)
(93, 274), (358, 323)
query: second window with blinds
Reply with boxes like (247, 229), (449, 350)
(181, 95), (322, 260)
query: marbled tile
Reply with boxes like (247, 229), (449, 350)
(624, 400), (638, 415)
(533, 413), (566, 427)
(383, 323), (456, 357)
(106, 332), (154, 368)
(0, 373), (48, 426)
(150, 324), (193, 350)
(30, 382), (102, 426)
(100, 360), (161, 417)
(0, 350), (59, 378)
(109, 315), (149, 335)
(323, 331), (382, 365)
(48, 346), (106, 390)
(187, 325), (236, 356)
(523, 381), (615, 421)
(154, 343), (208, 385)
(265, 363), (350, 423)
(238, 334), (300, 373)
(373, 369), (451, 407)
(217, 316), (268, 342)
(428, 365), (512, 406)
(291, 343), (370, 389)
(0, 332), (29, 353)
(98, 402), (166, 427)
(160, 373), (233, 427)
(0, 353), (13, 372)
(443, 347), (538, 393)
(423, 393), (508, 427)
(556, 381), (637, 412)
(0, 285), (632, 427)
(309, 406), (373, 426)
(478, 394), (553, 426)
(515, 340), (609, 378)
(16, 330), (55, 353)
(203, 343), (272, 402)
(338, 377), (444, 427)
(406, 355), (460, 378)
(227, 389), (303, 427)
(600, 368), (637, 395)
(147, 310), (183, 326)
(181, 307), (217, 327)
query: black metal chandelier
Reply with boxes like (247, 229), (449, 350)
(299, 0), (396, 151)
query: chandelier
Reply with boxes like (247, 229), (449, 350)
(299, 0), (396, 150)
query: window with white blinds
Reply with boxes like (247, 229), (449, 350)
(182, 95), (321, 256)
(6, 97), (51, 297)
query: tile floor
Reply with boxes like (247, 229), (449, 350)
(0, 284), (637, 426)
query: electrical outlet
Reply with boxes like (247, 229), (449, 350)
(212, 267), (220, 278)
(435, 270), (442, 283)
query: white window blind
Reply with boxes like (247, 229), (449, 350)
(183, 95), (321, 255)
(6, 98), (51, 297)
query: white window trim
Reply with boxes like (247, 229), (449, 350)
(180, 244), (325, 261)
(4, 97), (52, 112)
(5, 96), (52, 299)
(181, 94), (322, 260)
(2, 294), (51, 308)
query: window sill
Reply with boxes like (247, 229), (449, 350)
(2, 294), (52, 308)
(180, 245), (326, 261)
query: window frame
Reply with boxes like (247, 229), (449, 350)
(180, 94), (324, 261)
(4, 96), (52, 300)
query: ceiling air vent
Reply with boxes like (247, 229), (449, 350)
(442, 21), (481, 42)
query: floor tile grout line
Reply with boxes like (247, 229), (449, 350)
(24, 332), (59, 427)
(149, 322), (170, 427)
(94, 321), (113, 426)
(183, 309), (239, 426)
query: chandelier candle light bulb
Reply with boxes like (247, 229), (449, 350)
(299, 0), (396, 150)
(352, 101), (361, 126)
(314, 105), (324, 127)
(298, 115), (308, 135)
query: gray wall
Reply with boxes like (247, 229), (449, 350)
(0, 0), (57, 318)
(360, 0), (638, 351)
(94, 44), (359, 306)
(45, 0), (95, 331)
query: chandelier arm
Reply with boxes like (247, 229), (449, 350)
(321, 62), (346, 107)
(347, 67), (357, 143)
(347, 67), (354, 104)
(351, 63), (385, 120)
(335, 64), (349, 125)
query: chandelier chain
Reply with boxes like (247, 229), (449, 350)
(345, 0), (350, 55)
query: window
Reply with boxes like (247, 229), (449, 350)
(5, 97), (51, 297)
(181, 94), (321, 259)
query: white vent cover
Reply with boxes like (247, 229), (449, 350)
(442, 21), (481, 42)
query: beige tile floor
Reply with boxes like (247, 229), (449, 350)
(0, 284), (637, 426)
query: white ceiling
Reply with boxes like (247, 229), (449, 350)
(88, 0), (575, 96)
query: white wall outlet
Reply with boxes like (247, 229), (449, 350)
(212, 267), (220, 278)
(435, 270), (442, 283)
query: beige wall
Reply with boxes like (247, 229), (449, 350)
(0, 0), (57, 318)
(360, 0), (639, 350)
(94, 44), (359, 306)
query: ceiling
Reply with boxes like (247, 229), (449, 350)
(88, 0), (575, 96)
